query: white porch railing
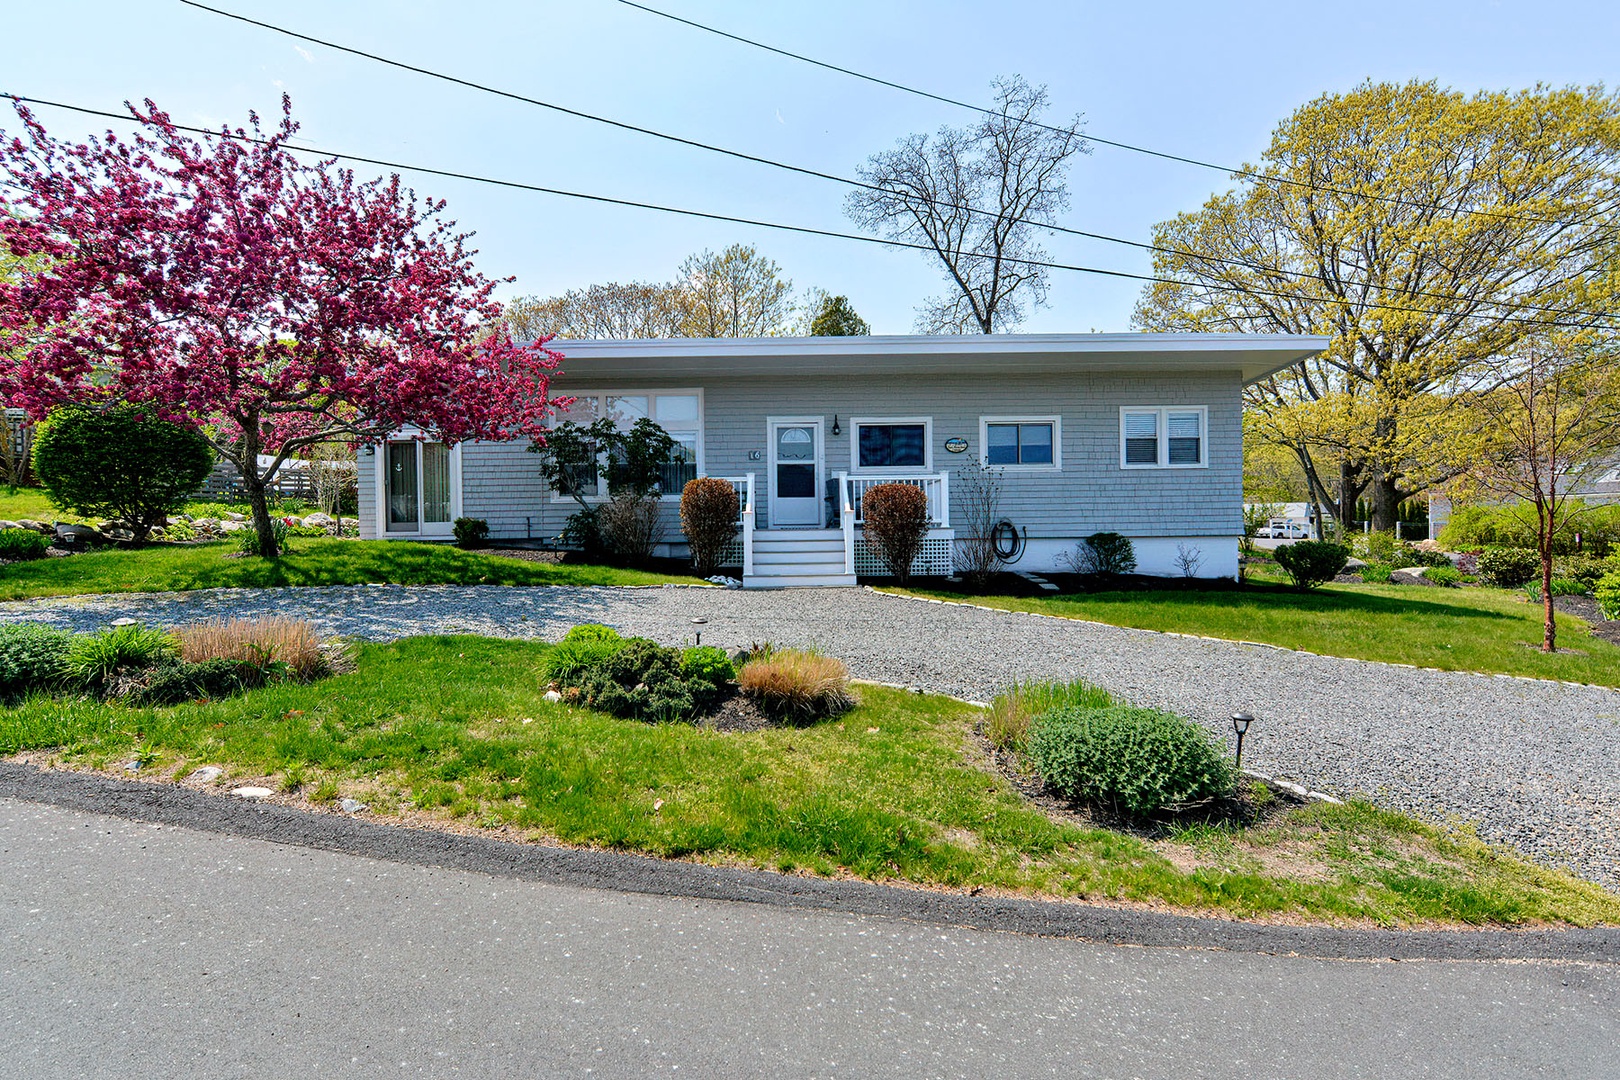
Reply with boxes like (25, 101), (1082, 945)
(838, 471), (855, 576)
(716, 473), (755, 577)
(845, 472), (950, 527)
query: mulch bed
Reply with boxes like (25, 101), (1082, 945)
(1553, 595), (1620, 647)
(703, 692), (776, 733)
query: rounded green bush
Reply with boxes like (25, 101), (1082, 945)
(0, 527), (50, 562)
(0, 624), (77, 699)
(1027, 705), (1235, 819)
(681, 645), (735, 686)
(563, 624), (623, 646)
(1477, 547), (1539, 588)
(1273, 540), (1351, 588)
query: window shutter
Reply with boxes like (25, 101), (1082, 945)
(1167, 411), (1202, 465)
(1123, 412), (1159, 465)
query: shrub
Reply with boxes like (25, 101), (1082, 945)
(131, 657), (258, 706)
(1477, 547), (1539, 588)
(1026, 705), (1235, 819)
(680, 477), (740, 577)
(162, 519), (198, 542)
(175, 617), (331, 681)
(453, 517), (490, 549)
(1553, 554), (1615, 591)
(1272, 540), (1350, 588)
(63, 623), (178, 691)
(0, 527), (49, 561)
(0, 624), (75, 699)
(564, 623), (623, 646)
(541, 628), (627, 685)
(1061, 532), (1137, 576)
(575, 638), (700, 722)
(1359, 563), (1394, 584)
(681, 645), (735, 686)
(233, 517), (288, 557)
(954, 460), (1007, 587)
(861, 483), (929, 582)
(1424, 565), (1461, 586)
(985, 678), (1115, 752)
(1595, 571), (1620, 620)
(1441, 502), (1620, 557)
(738, 648), (855, 724)
(597, 494), (663, 566)
(1358, 529), (1401, 564)
(31, 404), (215, 544)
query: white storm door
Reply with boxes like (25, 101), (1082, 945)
(769, 419), (822, 528)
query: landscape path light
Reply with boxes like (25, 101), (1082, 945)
(691, 616), (707, 646)
(1231, 712), (1255, 772)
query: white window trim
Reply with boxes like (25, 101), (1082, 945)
(850, 416), (933, 473)
(978, 415), (1062, 471)
(546, 388), (705, 503)
(1118, 406), (1209, 470)
(374, 427), (464, 538)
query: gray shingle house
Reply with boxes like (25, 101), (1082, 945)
(357, 333), (1326, 586)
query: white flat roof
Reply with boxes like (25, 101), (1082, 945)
(543, 332), (1328, 384)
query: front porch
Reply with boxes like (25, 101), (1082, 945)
(719, 472), (955, 589)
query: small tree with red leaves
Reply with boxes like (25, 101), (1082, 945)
(0, 98), (563, 557)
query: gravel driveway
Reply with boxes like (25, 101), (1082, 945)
(5, 583), (1618, 890)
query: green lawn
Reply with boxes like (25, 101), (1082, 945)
(895, 572), (1620, 686)
(4, 636), (1612, 927)
(1, 487), (316, 525)
(0, 538), (702, 599)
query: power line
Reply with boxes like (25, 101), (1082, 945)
(171, 0), (1618, 325)
(2, 92), (1613, 333)
(611, 0), (1617, 232)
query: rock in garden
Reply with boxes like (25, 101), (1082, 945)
(224, 512), (246, 522)
(339, 798), (368, 813)
(218, 520), (246, 533)
(55, 523), (104, 544)
(190, 766), (223, 784)
(1389, 567), (1439, 587)
(0, 520), (18, 530)
(542, 689), (563, 703)
(15, 519), (47, 533)
(230, 786), (273, 799)
(303, 512), (335, 528)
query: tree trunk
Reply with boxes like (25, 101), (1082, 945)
(242, 468), (280, 559)
(1370, 473), (1402, 532)
(1540, 512), (1557, 653)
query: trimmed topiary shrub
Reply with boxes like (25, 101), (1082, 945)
(861, 482), (930, 582)
(1027, 705), (1235, 819)
(1272, 540), (1350, 589)
(679, 477), (739, 577)
(0, 624), (76, 700)
(31, 403), (215, 545)
(453, 517), (490, 548)
(0, 527), (50, 561)
(1477, 547), (1539, 588)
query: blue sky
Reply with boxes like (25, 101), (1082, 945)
(7, 1), (1617, 333)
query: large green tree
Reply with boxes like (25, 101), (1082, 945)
(1134, 81), (1620, 530)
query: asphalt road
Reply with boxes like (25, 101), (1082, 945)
(3, 797), (1616, 1079)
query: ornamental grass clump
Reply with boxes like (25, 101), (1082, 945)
(861, 483), (929, 582)
(175, 616), (337, 681)
(985, 678), (1115, 752)
(1027, 705), (1235, 820)
(541, 623), (627, 684)
(738, 648), (855, 724)
(63, 623), (179, 692)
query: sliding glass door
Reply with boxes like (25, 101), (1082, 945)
(386, 439), (454, 536)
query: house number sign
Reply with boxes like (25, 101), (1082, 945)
(944, 437), (969, 454)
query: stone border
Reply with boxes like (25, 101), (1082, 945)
(3, 762), (1614, 963)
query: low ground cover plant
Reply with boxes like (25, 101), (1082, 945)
(1027, 704), (1236, 820)
(1359, 563), (1394, 584)
(1273, 540), (1350, 589)
(736, 645), (855, 724)
(1424, 565), (1462, 586)
(1597, 572), (1620, 620)
(1524, 577), (1588, 602)
(0, 527), (49, 562)
(544, 623), (735, 723)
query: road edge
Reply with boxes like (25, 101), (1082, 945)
(3, 761), (1616, 963)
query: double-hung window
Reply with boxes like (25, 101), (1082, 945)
(549, 389), (703, 499)
(1120, 407), (1207, 469)
(981, 417), (1059, 469)
(852, 418), (930, 471)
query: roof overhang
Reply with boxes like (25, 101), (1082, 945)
(541, 333), (1328, 385)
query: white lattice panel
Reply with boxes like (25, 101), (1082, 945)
(853, 533), (955, 577)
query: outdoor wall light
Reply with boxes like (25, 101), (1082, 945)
(830, 414), (841, 436)
(1231, 712), (1255, 771)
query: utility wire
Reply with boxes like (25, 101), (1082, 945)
(1, 93), (1613, 333)
(172, 0), (1618, 325)
(612, 0), (1617, 232)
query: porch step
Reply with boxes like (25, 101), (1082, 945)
(752, 548), (846, 566)
(743, 572), (858, 589)
(752, 537), (846, 553)
(755, 528), (843, 541)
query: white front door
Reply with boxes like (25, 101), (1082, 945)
(768, 419), (822, 528)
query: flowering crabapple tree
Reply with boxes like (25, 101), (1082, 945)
(0, 97), (564, 557)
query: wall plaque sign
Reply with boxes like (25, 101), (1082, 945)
(944, 437), (969, 454)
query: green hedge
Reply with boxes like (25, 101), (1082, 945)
(1441, 503), (1620, 557)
